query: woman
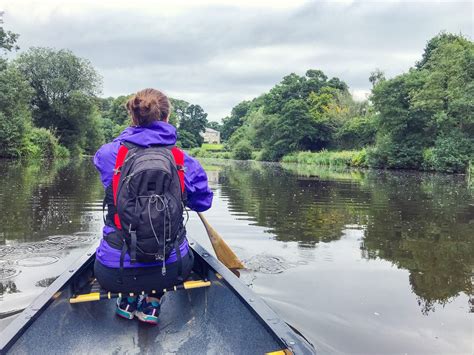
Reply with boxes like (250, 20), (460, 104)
(93, 88), (213, 325)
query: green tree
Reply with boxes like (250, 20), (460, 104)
(0, 12), (19, 55)
(221, 100), (253, 141)
(371, 33), (473, 172)
(169, 98), (189, 127)
(232, 140), (253, 160)
(369, 69), (385, 88)
(416, 32), (464, 69)
(0, 65), (33, 158)
(177, 104), (208, 148)
(105, 95), (130, 125)
(15, 47), (103, 154)
(206, 121), (222, 131)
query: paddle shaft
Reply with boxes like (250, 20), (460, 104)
(197, 212), (244, 271)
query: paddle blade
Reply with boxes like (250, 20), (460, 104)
(197, 212), (245, 270)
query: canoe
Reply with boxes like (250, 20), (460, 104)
(0, 238), (315, 354)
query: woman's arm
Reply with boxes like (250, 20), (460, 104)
(93, 141), (120, 188)
(183, 153), (213, 212)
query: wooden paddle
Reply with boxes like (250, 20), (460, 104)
(197, 212), (244, 272)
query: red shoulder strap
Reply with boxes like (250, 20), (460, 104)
(171, 147), (185, 193)
(112, 145), (129, 229)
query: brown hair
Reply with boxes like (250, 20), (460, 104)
(126, 88), (171, 126)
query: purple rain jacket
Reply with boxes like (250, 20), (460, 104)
(93, 121), (213, 268)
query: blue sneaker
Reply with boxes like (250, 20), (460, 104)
(135, 298), (161, 325)
(116, 296), (137, 320)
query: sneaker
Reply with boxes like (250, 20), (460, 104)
(135, 298), (161, 325)
(116, 296), (138, 320)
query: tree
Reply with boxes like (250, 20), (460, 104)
(369, 69), (385, 88)
(177, 104), (208, 148)
(0, 65), (33, 158)
(370, 71), (428, 169)
(0, 12), (19, 54)
(221, 100), (253, 141)
(169, 98), (189, 127)
(15, 47), (103, 153)
(416, 32), (464, 69)
(232, 140), (253, 160)
(206, 121), (222, 131)
(370, 33), (473, 172)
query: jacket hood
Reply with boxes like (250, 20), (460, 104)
(114, 121), (177, 147)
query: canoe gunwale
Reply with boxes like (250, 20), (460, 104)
(0, 243), (98, 354)
(188, 239), (315, 354)
(0, 238), (315, 354)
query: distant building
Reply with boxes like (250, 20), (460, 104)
(202, 128), (221, 144)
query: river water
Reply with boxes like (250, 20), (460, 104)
(0, 159), (472, 354)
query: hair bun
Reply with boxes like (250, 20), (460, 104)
(127, 88), (170, 126)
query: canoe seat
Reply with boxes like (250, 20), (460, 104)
(69, 273), (211, 304)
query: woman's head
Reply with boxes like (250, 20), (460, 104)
(126, 88), (171, 126)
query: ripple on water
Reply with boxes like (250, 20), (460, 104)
(0, 267), (21, 281)
(244, 254), (295, 274)
(17, 256), (59, 267)
(47, 232), (99, 247)
(0, 246), (15, 258)
(0, 233), (99, 264)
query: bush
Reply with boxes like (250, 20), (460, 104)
(251, 150), (262, 160)
(232, 140), (253, 160)
(351, 149), (368, 167)
(281, 149), (367, 167)
(423, 134), (472, 173)
(0, 111), (28, 158)
(23, 127), (67, 160)
(56, 144), (71, 159)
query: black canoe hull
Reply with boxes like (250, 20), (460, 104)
(0, 238), (315, 354)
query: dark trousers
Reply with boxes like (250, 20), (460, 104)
(94, 249), (194, 297)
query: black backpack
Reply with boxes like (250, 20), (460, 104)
(112, 142), (186, 274)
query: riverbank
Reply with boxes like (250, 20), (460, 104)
(189, 147), (472, 175)
(281, 150), (368, 168)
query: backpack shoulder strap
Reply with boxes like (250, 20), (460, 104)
(170, 147), (185, 193)
(112, 144), (129, 229)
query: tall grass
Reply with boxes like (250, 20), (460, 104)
(201, 143), (224, 151)
(281, 149), (368, 168)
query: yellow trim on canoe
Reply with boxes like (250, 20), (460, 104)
(266, 350), (293, 355)
(183, 280), (211, 289)
(69, 292), (101, 304)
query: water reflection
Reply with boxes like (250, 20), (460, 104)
(212, 160), (473, 314)
(0, 159), (104, 243)
(0, 159), (104, 324)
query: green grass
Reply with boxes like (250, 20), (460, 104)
(201, 143), (224, 151)
(188, 147), (231, 159)
(281, 149), (368, 168)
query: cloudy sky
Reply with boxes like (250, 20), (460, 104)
(1, 0), (472, 121)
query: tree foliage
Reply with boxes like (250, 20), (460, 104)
(0, 23), (212, 160)
(370, 33), (473, 172)
(219, 32), (472, 174)
(15, 47), (103, 154)
(223, 69), (373, 161)
(0, 12), (19, 54)
(177, 104), (208, 148)
(0, 64), (33, 158)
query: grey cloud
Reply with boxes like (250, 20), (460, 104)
(3, 1), (472, 120)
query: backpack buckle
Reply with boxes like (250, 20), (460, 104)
(113, 167), (121, 175)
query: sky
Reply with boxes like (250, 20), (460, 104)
(1, 0), (472, 121)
